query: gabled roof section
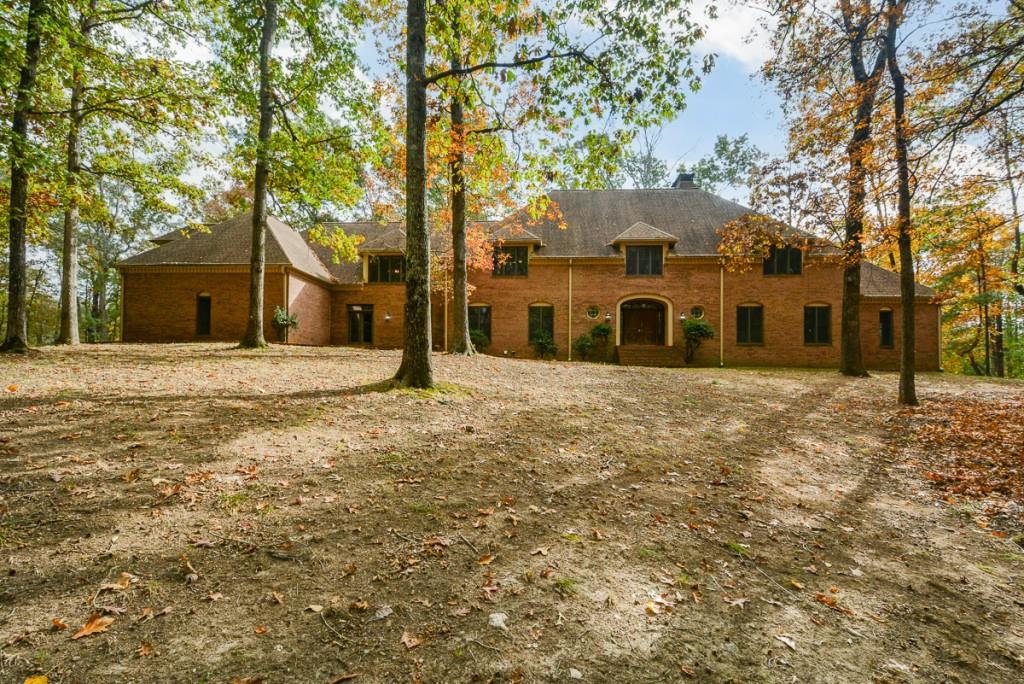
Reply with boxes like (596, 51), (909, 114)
(150, 229), (185, 245)
(490, 224), (543, 245)
(119, 211), (335, 284)
(609, 221), (678, 246)
(860, 261), (936, 298)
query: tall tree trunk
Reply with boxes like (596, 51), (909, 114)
(395, 0), (433, 387)
(838, 19), (886, 378)
(978, 249), (990, 376)
(241, 0), (278, 349)
(886, 0), (917, 405)
(59, 51), (88, 343)
(993, 309), (1005, 377)
(449, 27), (473, 356)
(2, 0), (45, 353)
(996, 111), (1023, 297)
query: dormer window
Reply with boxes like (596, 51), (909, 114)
(625, 245), (663, 276)
(493, 245), (529, 276)
(763, 246), (802, 275)
(368, 254), (405, 283)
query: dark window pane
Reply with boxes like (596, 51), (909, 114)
(737, 305), (763, 344)
(196, 295), (211, 336)
(879, 309), (894, 348)
(492, 246), (528, 276)
(469, 306), (491, 340)
(804, 305), (830, 344)
(528, 305), (553, 341)
(764, 246), (802, 275)
(626, 245), (663, 276)
(369, 255), (404, 283)
(348, 304), (373, 343)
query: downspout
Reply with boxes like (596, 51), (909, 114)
(719, 262), (725, 366)
(284, 270), (290, 344)
(567, 258), (573, 360)
(118, 270), (124, 342)
(443, 268), (449, 352)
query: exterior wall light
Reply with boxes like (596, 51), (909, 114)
(384, 312), (392, 322)
(604, 312), (612, 322)
(679, 312), (687, 322)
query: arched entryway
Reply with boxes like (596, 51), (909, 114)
(619, 298), (669, 346)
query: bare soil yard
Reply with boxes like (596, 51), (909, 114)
(1, 344), (1022, 683)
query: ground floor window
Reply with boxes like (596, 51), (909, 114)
(804, 305), (831, 345)
(528, 303), (554, 342)
(196, 294), (211, 336)
(469, 304), (491, 340)
(348, 304), (373, 344)
(880, 308), (894, 348)
(736, 304), (763, 345)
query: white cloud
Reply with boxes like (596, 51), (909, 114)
(692, 2), (775, 73)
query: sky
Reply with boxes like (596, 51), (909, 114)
(654, 3), (785, 171)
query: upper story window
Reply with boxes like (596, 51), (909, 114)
(492, 245), (529, 276)
(804, 304), (831, 345)
(763, 246), (802, 275)
(368, 254), (405, 283)
(625, 245), (663, 276)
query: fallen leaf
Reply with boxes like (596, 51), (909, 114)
(23, 677), (46, 684)
(254, 625), (268, 635)
(725, 597), (748, 608)
(99, 572), (135, 591)
(329, 674), (360, 682)
(72, 614), (114, 639)
(306, 605), (324, 613)
(271, 591), (284, 605)
(476, 554), (495, 566)
(137, 641), (154, 657)
(775, 634), (797, 651)
(205, 592), (224, 602)
(5, 385), (16, 393)
(350, 600), (369, 611)
(530, 546), (550, 556)
(400, 630), (423, 649)
(51, 618), (68, 631)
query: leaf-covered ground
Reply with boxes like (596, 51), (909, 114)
(1, 344), (1022, 683)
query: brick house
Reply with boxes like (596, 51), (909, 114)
(118, 176), (941, 369)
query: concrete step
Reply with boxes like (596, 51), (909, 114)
(616, 345), (686, 367)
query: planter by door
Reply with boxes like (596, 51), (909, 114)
(621, 299), (666, 345)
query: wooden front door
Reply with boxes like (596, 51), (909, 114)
(621, 300), (666, 345)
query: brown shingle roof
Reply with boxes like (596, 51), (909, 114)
(860, 261), (935, 298)
(506, 188), (758, 257)
(119, 212), (335, 283)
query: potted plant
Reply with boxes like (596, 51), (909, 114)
(272, 306), (299, 343)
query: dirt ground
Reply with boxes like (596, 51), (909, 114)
(1, 344), (1022, 684)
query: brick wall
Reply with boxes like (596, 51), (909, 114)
(122, 269), (283, 343)
(462, 256), (941, 370)
(286, 272), (331, 346)
(122, 261), (942, 371)
(330, 284), (407, 348)
(860, 300), (941, 371)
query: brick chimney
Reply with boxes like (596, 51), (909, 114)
(671, 172), (697, 189)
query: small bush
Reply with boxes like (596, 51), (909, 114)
(573, 333), (594, 360)
(682, 319), (714, 363)
(469, 328), (490, 351)
(272, 306), (299, 342)
(530, 333), (558, 359)
(589, 322), (612, 343)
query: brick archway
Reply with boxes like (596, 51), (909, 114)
(616, 294), (674, 347)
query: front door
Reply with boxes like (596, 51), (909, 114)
(621, 299), (666, 345)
